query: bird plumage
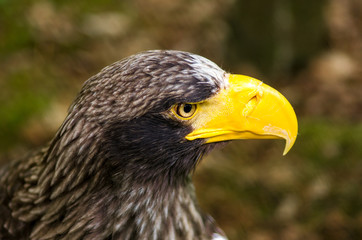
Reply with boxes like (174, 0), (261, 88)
(0, 50), (228, 239)
(0, 50), (297, 240)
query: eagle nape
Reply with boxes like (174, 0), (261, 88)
(0, 50), (297, 240)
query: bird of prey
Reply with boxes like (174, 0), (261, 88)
(0, 50), (297, 240)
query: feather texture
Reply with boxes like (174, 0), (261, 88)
(0, 50), (228, 239)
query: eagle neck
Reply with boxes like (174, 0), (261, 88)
(112, 182), (211, 240)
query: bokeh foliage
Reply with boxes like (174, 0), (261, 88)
(0, 0), (361, 239)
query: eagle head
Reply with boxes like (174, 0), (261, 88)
(56, 50), (297, 189)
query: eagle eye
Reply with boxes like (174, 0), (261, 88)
(173, 103), (197, 119)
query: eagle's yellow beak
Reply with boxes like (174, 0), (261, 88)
(186, 74), (298, 155)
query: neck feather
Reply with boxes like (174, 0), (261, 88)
(112, 183), (211, 240)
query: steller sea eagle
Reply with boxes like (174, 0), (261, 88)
(0, 50), (297, 240)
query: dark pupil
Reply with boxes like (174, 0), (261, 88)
(183, 104), (193, 113)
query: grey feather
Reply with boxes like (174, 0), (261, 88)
(0, 50), (228, 240)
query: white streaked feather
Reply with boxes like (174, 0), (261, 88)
(212, 232), (228, 240)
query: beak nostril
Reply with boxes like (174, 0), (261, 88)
(242, 95), (258, 117)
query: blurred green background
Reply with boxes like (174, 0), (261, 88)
(0, 0), (361, 239)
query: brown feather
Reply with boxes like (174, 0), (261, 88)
(0, 50), (228, 240)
